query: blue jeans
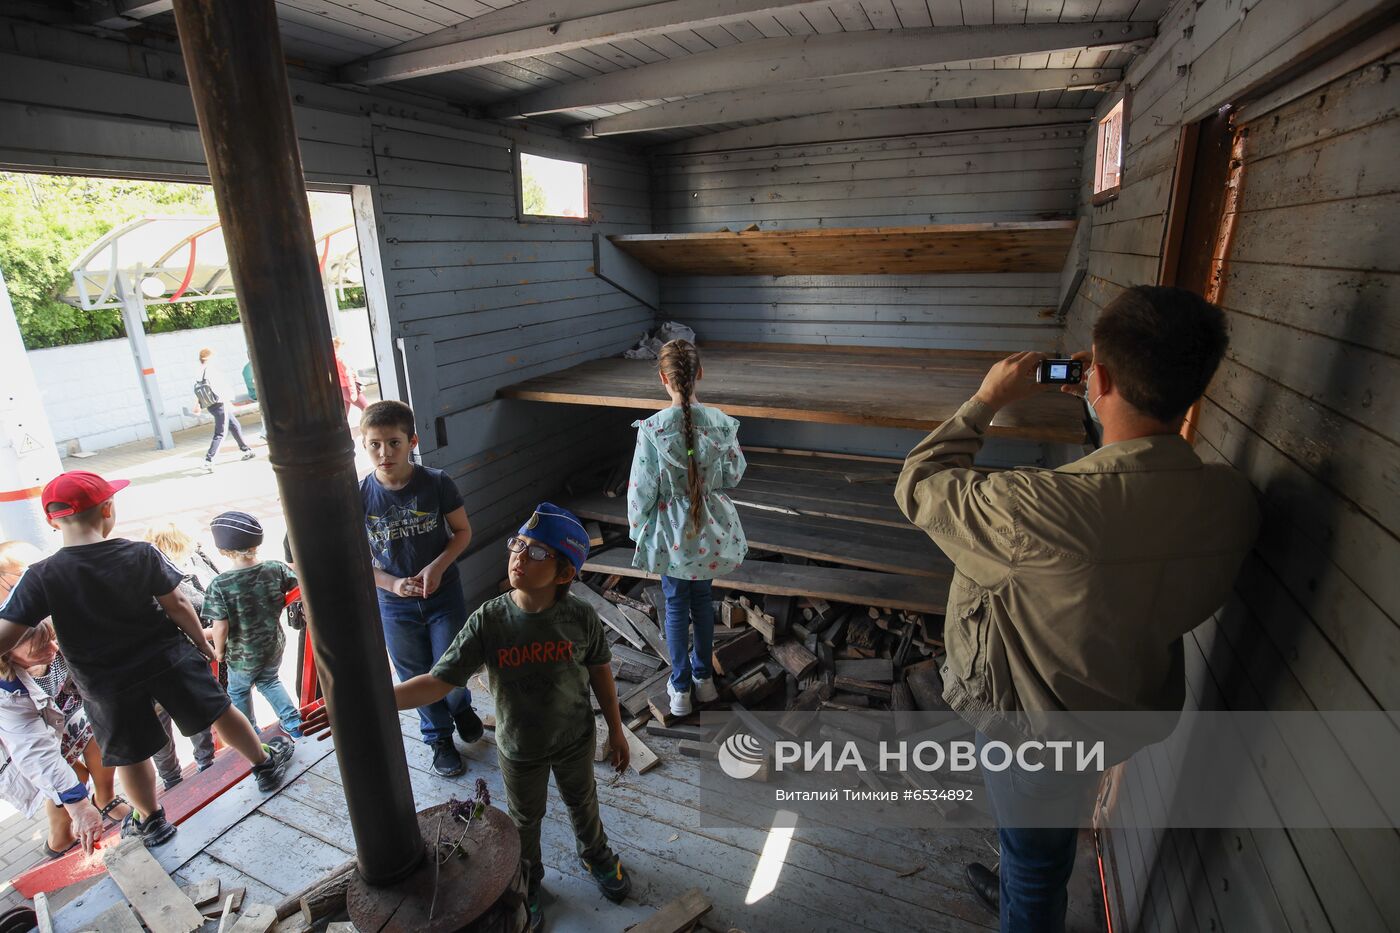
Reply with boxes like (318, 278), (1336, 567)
(660, 576), (714, 691)
(976, 732), (1094, 933)
(379, 584), (473, 744)
(227, 661), (302, 737)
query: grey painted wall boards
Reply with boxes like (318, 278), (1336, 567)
(0, 16), (654, 600)
(650, 123), (1085, 356)
(1062, 1), (1400, 930)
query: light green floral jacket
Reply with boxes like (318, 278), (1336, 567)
(627, 404), (747, 580)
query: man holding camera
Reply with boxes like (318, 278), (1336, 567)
(896, 286), (1259, 932)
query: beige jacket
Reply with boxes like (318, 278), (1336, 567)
(896, 399), (1259, 759)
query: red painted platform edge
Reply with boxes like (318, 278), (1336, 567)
(13, 723), (290, 898)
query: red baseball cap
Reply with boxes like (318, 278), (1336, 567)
(41, 471), (130, 518)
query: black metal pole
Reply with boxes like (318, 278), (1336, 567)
(171, 0), (423, 884)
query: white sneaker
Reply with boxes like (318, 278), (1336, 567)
(667, 683), (692, 717)
(693, 677), (718, 703)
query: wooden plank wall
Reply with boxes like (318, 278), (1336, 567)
(650, 124), (1089, 353)
(0, 17), (652, 602)
(1062, 1), (1400, 930)
(372, 116), (653, 596)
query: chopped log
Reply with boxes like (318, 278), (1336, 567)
(612, 644), (666, 672)
(585, 520), (605, 548)
(721, 600), (747, 628)
(729, 667), (779, 707)
(833, 675), (893, 700)
(648, 690), (692, 727)
(893, 623), (916, 669)
(846, 616), (877, 651)
(904, 659), (949, 711)
(747, 607), (777, 644)
(834, 659), (894, 683)
(711, 628), (767, 676)
(613, 659), (655, 683)
(764, 594), (794, 636)
(770, 641), (817, 680)
(819, 614), (848, 648)
(274, 861), (354, 921)
(627, 887), (712, 933)
(777, 686), (823, 736)
(798, 596), (832, 624)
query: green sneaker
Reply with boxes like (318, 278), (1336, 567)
(584, 855), (631, 903)
(527, 886), (544, 931)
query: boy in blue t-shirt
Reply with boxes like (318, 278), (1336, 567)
(358, 400), (479, 777)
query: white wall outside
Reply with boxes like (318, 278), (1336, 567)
(26, 308), (376, 453)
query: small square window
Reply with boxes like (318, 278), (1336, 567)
(1093, 99), (1125, 203)
(519, 152), (588, 220)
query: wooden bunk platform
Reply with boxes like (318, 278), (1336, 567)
(567, 449), (954, 614)
(501, 343), (1088, 445)
(609, 221), (1078, 276)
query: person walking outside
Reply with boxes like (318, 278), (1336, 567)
(193, 347), (255, 473)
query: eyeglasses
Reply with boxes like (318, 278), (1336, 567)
(506, 537), (553, 562)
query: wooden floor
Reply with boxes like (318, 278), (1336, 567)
(500, 344), (1088, 444)
(50, 692), (1107, 933)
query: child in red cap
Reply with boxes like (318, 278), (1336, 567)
(0, 471), (295, 849)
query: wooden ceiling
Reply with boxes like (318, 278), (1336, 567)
(610, 220), (1078, 275)
(74, 0), (1167, 145)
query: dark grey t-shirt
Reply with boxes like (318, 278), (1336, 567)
(359, 465), (464, 602)
(431, 592), (611, 761)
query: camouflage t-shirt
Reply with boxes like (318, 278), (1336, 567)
(431, 591), (611, 761)
(201, 561), (297, 671)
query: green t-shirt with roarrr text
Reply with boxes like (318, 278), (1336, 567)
(431, 591), (611, 761)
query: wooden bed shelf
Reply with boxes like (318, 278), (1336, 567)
(609, 220), (1077, 276)
(500, 343), (1088, 444)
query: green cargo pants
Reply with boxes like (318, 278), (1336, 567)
(496, 724), (615, 891)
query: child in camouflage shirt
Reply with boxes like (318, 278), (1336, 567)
(304, 503), (631, 932)
(202, 511), (302, 737)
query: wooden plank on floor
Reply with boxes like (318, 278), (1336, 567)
(103, 838), (205, 933)
(584, 548), (948, 614)
(627, 887), (712, 933)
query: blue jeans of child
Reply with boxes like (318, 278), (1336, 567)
(379, 584), (473, 744)
(976, 732), (1095, 933)
(227, 662), (303, 737)
(660, 576), (715, 691)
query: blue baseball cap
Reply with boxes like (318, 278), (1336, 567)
(517, 503), (589, 575)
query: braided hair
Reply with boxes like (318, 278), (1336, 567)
(658, 339), (705, 537)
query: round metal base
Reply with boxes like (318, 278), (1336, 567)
(347, 803), (522, 933)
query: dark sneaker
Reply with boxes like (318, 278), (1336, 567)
(527, 887), (544, 931)
(162, 775), (183, 791)
(455, 707), (485, 744)
(120, 807), (177, 847)
(583, 855), (631, 903)
(431, 737), (465, 777)
(252, 736), (295, 792)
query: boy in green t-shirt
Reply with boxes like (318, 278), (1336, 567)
(306, 503), (630, 930)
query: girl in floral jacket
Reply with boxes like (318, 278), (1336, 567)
(627, 340), (747, 716)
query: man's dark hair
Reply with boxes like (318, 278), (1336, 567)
(360, 399), (416, 437)
(1092, 286), (1228, 422)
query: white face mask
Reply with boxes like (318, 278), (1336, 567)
(1084, 365), (1103, 424)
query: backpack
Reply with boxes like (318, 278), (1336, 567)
(193, 368), (220, 407)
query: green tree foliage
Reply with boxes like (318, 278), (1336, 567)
(521, 171), (548, 215)
(0, 173), (242, 349)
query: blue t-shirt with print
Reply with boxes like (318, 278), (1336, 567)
(359, 465), (464, 603)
